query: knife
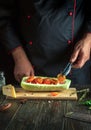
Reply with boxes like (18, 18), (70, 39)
(61, 62), (72, 76)
(58, 62), (72, 77)
(65, 111), (91, 123)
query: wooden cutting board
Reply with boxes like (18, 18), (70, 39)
(15, 88), (77, 100)
(2, 85), (78, 100)
(8, 88), (78, 100)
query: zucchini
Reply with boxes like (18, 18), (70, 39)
(21, 76), (71, 91)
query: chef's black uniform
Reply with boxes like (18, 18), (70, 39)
(0, 0), (91, 86)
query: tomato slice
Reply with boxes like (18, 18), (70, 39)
(42, 78), (52, 84)
(26, 76), (34, 83)
(51, 79), (58, 85)
(50, 92), (58, 96)
(57, 75), (66, 83)
(31, 77), (43, 84)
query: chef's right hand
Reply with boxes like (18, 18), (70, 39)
(70, 33), (91, 68)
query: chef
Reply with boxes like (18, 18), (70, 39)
(0, 0), (91, 86)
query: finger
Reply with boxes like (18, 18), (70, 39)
(70, 49), (80, 63)
(30, 70), (35, 76)
(29, 69), (35, 76)
(15, 74), (22, 83)
(72, 54), (86, 68)
(22, 70), (33, 77)
(24, 70), (34, 77)
(72, 60), (84, 68)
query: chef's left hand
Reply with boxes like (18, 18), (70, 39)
(70, 33), (91, 68)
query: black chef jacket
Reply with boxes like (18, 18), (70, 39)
(0, 0), (91, 86)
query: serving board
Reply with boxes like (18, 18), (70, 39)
(8, 88), (78, 100)
(16, 88), (77, 100)
(2, 84), (78, 100)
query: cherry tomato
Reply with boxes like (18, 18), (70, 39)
(31, 77), (43, 84)
(26, 76), (34, 83)
(57, 75), (66, 83)
(42, 78), (52, 84)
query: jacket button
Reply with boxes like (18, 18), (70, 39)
(29, 41), (33, 45)
(68, 12), (73, 16)
(67, 40), (72, 44)
(27, 15), (31, 19)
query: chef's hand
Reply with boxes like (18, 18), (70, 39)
(12, 46), (34, 82)
(14, 58), (34, 82)
(70, 33), (91, 68)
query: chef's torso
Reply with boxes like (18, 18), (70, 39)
(15, 0), (91, 85)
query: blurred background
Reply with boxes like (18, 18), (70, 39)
(0, 43), (17, 85)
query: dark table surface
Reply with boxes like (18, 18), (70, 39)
(0, 86), (91, 130)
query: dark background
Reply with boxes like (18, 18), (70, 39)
(0, 43), (17, 85)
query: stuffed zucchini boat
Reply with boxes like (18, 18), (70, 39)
(21, 76), (71, 91)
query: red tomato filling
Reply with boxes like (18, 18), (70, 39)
(26, 75), (66, 84)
